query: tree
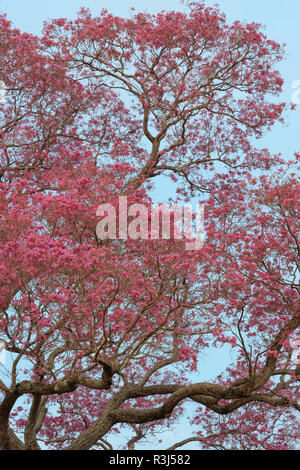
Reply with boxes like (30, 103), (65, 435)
(0, 2), (299, 450)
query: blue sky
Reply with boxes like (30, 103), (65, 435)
(0, 0), (299, 449)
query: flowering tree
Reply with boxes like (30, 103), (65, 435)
(0, 2), (299, 450)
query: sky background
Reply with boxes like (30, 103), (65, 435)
(0, 0), (299, 449)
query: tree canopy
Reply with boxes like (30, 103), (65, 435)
(0, 2), (299, 450)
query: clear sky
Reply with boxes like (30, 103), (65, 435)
(1, 0), (299, 449)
